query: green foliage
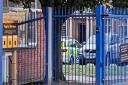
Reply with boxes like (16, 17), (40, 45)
(9, 0), (103, 8)
(9, 0), (128, 9)
(112, 0), (128, 8)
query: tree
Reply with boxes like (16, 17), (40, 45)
(9, 0), (128, 82)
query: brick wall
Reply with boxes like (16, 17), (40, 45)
(17, 13), (46, 84)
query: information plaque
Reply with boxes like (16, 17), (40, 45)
(120, 43), (128, 62)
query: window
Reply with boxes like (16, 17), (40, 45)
(3, 0), (9, 12)
(18, 12), (37, 48)
(27, 13), (37, 46)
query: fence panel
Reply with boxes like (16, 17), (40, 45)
(102, 7), (128, 85)
(52, 6), (96, 85)
(2, 12), (46, 85)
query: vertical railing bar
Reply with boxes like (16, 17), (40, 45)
(27, 13), (30, 84)
(51, 7), (54, 83)
(103, 15), (106, 85)
(121, 17), (123, 83)
(39, 13), (42, 82)
(111, 18), (117, 83)
(81, 6), (84, 84)
(78, 6), (81, 84)
(43, 12), (45, 83)
(28, 15), (31, 84)
(71, 6), (74, 83)
(117, 18), (120, 84)
(33, 11), (35, 82)
(30, 12), (33, 84)
(71, 6), (73, 85)
(74, 6), (76, 84)
(105, 17), (107, 85)
(36, 12), (38, 83)
(21, 22), (24, 84)
(58, 6), (60, 85)
(61, 5), (63, 81)
(85, 14), (87, 85)
(119, 18), (122, 83)
(54, 7), (56, 83)
(91, 13), (94, 84)
(82, 7), (83, 84)
(87, 9), (90, 83)
(109, 18), (112, 85)
(125, 18), (128, 82)
(17, 24), (19, 85)
(22, 22), (25, 83)
(63, 5), (66, 82)
(105, 13), (109, 85)
(24, 13), (27, 83)
(36, 12), (39, 83)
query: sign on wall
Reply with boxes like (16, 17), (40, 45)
(120, 43), (128, 62)
(3, 20), (18, 48)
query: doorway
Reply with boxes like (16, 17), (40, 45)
(2, 52), (12, 85)
(78, 23), (86, 43)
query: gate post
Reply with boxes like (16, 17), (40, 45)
(0, 0), (3, 84)
(96, 5), (105, 85)
(45, 7), (53, 85)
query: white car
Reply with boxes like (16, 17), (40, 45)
(78, 33), (120, 65)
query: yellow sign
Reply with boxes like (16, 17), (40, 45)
(3, 35), (18, 48)
(3, 20), (18, 48)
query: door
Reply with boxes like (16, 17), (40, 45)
(2, 52), (12, 84)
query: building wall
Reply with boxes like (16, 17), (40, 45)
(66, 17), (96, 43)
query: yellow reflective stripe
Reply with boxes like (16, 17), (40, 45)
(66, 49), (70, 57)
(61, 41), (65, 48)
(65, 40), (68, 47)
(74, 49), (78, 57)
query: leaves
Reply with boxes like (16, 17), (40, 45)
(112, 0), (128, 8)
(9, 0), (128, 8)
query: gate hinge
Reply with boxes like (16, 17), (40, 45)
(96, 26), (100, 32)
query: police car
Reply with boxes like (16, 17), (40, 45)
(61, 36), (82, 64)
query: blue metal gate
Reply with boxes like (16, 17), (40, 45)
(1, 2), (128, 85)
(96, 5), (128, 85)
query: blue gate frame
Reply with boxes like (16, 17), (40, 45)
(96, 4), (128, 85)
(96, 5), (105, 85)
(0, 0), (3, 85)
